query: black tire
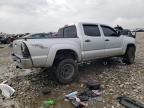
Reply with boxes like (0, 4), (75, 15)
(54, 59), (79, 84)
(123, 46), (135, 64)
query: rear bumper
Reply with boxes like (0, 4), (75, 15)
(11, 53), (33, 69)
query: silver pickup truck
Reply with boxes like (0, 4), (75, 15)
(12, 22), (136, 84)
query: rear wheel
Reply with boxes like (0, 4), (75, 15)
(123, 46), (135, 64)
(54, 59), (79, 84)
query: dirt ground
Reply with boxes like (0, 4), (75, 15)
(0, 33), (144, 108)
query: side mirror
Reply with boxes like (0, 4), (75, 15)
(128, 32), (136, 38)
(132, 32), (136, 38)
(117, 31), (121, 36)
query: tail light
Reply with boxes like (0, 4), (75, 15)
(21, 42), (31, 58)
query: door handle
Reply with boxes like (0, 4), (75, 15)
(105, 39), (110, 41)
(85, 39), (91, 42)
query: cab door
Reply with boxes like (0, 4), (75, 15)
(100, 25), (123, 57)
(82, 24), (105, 60)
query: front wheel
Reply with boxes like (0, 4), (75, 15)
(54, 59), (79, 84)
(123, 46), (135, 64)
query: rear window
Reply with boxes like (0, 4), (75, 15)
(58, 28), (64, 38)
(83, 24), (101, 36)
(64, 26), (77, 38)
(58, 25), (77, 38)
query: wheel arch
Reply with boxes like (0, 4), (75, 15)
(55, 49), (79, 60)
(125, 43), (136, 55)
(45, 44), (81, 67)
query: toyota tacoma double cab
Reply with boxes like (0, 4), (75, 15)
(12, 22), (136, 84)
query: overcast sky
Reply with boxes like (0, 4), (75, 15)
(0, 0), (144, 33)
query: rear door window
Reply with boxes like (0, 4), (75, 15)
(83, 24), (101, 37)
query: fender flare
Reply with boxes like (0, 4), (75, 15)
(45, 44), (81, 67)
(123, 43), (136, 55)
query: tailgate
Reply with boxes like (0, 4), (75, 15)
(12, 39), (23, 57)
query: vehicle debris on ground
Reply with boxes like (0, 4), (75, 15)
(118, 96), (144, 108)
(0, 80), (15, 98)
(64, 80), (103, 108)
